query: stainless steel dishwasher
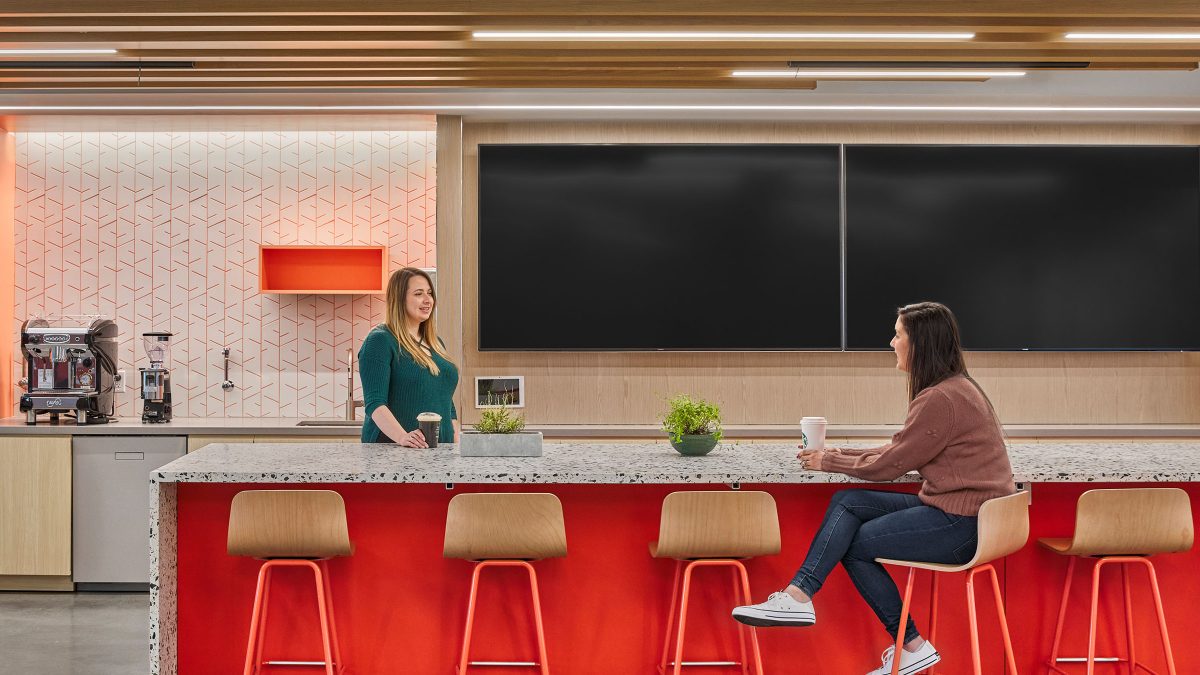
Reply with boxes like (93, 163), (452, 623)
(73, 435), (186, 590)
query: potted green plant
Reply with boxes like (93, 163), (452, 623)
(460, 401), (543, 457)
(662, 394), (723, 456)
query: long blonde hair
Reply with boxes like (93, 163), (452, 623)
(385, 267), (449, 375)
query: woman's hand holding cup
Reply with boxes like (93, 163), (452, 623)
(397, 428), (429, 448)
(797, 448), (825, 471)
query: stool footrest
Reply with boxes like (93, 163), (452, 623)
(469, 661), (540, 667)
(1055, 657), (1121, 663)
(668, 661), (739, 667)
(264, 660), (334, 666)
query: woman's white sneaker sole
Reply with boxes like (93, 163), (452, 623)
(730, 607), (816, 627)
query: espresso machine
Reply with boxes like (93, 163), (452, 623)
(139, 332), (173, 423)
(20, 316), (119, 425)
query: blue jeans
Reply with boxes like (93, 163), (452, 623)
(790, 489), (978, 644)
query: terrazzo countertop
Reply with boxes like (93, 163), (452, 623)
(151, 441), (1200, 485)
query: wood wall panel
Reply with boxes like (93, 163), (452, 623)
(435, 115), (466, 419)
(451, 122), (1200, 426)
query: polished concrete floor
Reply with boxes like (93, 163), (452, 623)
(0, 592), (148, 675)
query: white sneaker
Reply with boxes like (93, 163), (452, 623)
(730, 591), (816, 627)
(866, 642), (941, 675)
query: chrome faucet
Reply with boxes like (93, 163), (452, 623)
(345, 347), (364, 421)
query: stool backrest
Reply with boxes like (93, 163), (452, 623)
(960, 490), (1031, 568)
(654, 491), (781, 560)
(443, 493), (567, 561)
(227, 490), (352, 559)
(1069, 488), (1194, 556)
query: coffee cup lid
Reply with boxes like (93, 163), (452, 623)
(801, 417), (827, 423)
(417, 412), (442, 422)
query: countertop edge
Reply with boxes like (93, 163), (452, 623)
(8, 418), (1200, 438)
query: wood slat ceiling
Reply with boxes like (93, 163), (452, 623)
(0, 1), (1197, 90)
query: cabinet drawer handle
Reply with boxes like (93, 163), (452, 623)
(114, 451), (145, 460)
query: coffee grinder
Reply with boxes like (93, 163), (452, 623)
(139, 332), (173, 423)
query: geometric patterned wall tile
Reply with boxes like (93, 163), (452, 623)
(13, 126), (436, 417)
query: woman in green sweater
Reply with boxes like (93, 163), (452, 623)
(358, 267), (459, 446)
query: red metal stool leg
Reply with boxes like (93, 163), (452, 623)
(458, 562), (486, 674)
(1122, 564), (1136, 675)
(673, 561), (698, 675)
(982, 564), (1018, 675)
(1087, 559), (1108, 675)
(891, 567), (918, 675)
(242, 559), (342, 675)
(1138, 558), (1177, 675)
(927, 572), (939, 675)
(733, 561), (764, 675)
(308, 561), (336, 675)
(966, 567), (983, 675)
(318, 561), (343, 673)
(457, 560), (552, 674)
(659, 561), (683, 675)
(730, 567), (749, 675)
(250, 565), (274, 674)
(1047, 557), (1078, 675)
(243, 561), (273, 675)
(520, 561), (551, 675)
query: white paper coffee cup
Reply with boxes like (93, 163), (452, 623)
(801, 416), (828, 451)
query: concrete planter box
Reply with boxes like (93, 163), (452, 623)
(459, 431), (543, 457)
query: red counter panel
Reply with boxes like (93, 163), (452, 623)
(175, 482), (1197, 674)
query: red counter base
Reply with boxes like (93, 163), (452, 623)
(176, 482), (1200, 674)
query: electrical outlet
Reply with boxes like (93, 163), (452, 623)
(115, 369), (126, 393)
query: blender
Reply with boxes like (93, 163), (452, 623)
(140, 332), (173, 423)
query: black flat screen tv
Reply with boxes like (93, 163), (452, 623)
(845, 145), (1200, 350)
(478, 144), (842, 350)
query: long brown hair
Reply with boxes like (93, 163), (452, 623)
(385, 267), (449, 375)
(897, 301), (968, 402)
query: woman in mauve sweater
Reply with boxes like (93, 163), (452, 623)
(358, 267), (459, 447)
(732, 302), (1015, 675)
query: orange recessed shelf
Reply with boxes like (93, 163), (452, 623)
(259, 245), (387, 294)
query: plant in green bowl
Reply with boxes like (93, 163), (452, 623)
(662, 394), (723, 456)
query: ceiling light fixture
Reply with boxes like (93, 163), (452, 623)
(472, 31), (975, 40)
(732, 70), (1026, 78)
(786, 61), (1089, 69)
(0, 49), (119, 55)
(0, 104), (1195, 114)
(0, 61), (191, 70)
(1064, 32), (1200, 40)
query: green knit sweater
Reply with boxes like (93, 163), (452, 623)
(358, 325), (458, 443)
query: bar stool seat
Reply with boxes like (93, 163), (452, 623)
(444, 492), (567, 675)
(228, 489), (353, 675)
(651, 490), (781, 675)
(876, 490), (1031, 675)
(1040, 488), (1194, 675)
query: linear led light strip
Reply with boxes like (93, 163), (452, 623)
(0, 105), (1197, 113)
(733, 70), (1026, 78)
(1065, 33), (1200, 40)
(0, 49), (118, 55)
(473, 31), (975, 40)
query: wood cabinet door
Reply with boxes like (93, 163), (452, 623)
(0, 436), (71, 575)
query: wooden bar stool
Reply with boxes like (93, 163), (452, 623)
(877, 490), (1031, 675)
(444, 493), (567, 675)
(650, 490), (781, 675)
(1040, 488), (1193, 675)
(227, 490), (353, 675)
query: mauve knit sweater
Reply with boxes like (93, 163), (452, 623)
(818, 374), (1016, 516)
